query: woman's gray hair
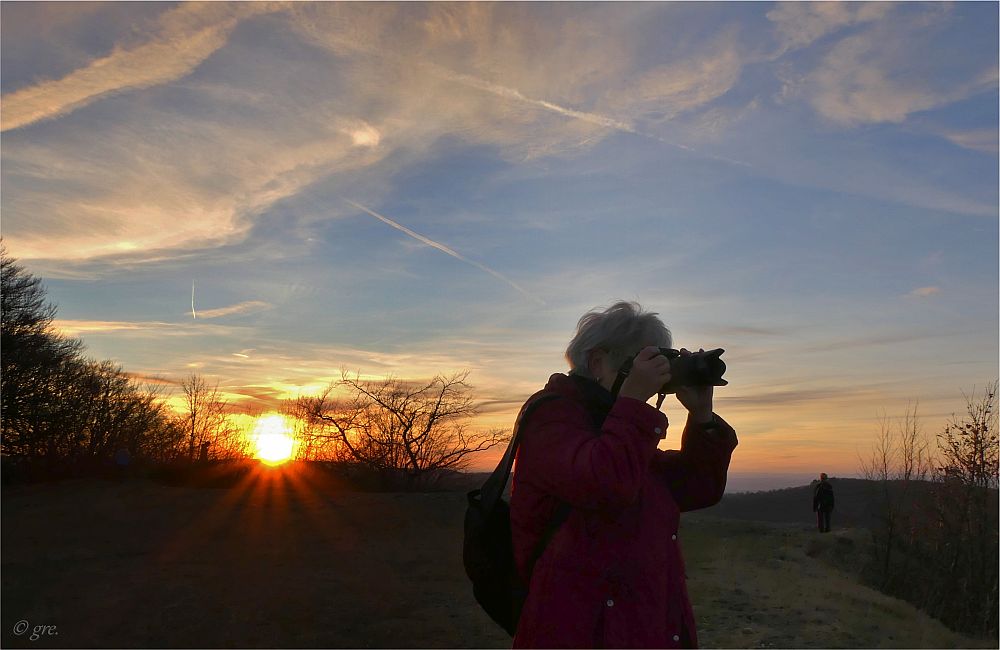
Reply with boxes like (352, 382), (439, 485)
(565, 301), (672, 377)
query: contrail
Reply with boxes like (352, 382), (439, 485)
(436, 67), (750, 168)
(344, 199), (544, 305)
(191, 280), (197, 319)
(446, 71), (638, 134)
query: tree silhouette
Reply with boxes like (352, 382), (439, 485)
(1, 245), (182, 470)
(938, 381), (998, 490)
(857, 402), (933, 585)
(297, 370), (506, 489)
(857, 383), (999, 636)
(1, 244), (83, 455)
(929, 381), (998, 634)
(180, 373), (232, 462)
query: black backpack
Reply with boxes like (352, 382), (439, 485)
(814, 481), (835, 510)
(462, 393), (569, 636)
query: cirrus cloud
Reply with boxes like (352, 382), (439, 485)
(765, 2), (893, 58)
(1, 2), (284, 133)
(793, 6), (998, 126)
(194, 300), (272, 320)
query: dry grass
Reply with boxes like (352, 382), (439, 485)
(1, 469), (993, 648)
(682, 515), (992, 649)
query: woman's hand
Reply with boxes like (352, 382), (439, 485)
(674, 348), (714, 423)
(619, 346), (671, 403)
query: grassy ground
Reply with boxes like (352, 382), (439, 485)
(1, 470), (992, 648)
(680, 515), (991, 649)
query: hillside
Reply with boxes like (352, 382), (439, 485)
(701, 477), (888, 529)
(456, 473), (908, 530)
(678, 513), (990, 649)
(2, 473), (992, 648)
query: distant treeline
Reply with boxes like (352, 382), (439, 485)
(1, 246), (189, 479)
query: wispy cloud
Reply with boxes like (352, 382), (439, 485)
(601, 41), (744, 124)
(1, 3), (281, 132)
(718, 384), (882, 408)
(798, 329), (946, 354)
(293, 4), (748, 163)
(3, 3), (754, 269)
(2, 92), (388, 263)
(939, 128), (999, 154)
(798, 10), (998, 126)
(122, 372), (178, 387)
(437, 64), (754, 170)
(53, 320), (178, 337)
(193, 300), (272, 320)
(766, 2), (893, 58)
(52, 319), (246, 338)
(344, 199), (544, 305)
(908, 286), (941, 298)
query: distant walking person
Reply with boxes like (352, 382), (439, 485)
(813, 473), (834, 532)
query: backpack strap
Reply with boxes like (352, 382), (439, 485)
(478, 392), (561, 514)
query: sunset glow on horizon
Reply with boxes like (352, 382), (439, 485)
(2, 2), (996, 485)
(253, 415), (296, 466)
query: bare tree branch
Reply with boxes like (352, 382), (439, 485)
(296, 370), (508, 489)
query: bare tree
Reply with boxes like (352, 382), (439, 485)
(298, 370), (507, 489)
(856, 385), (999, 637)
(928, 381), (999, 634)
(180, 373), (230, 462)
(858, 401), (934, 586)
(211, 416), (251, 460)
(282, 399), (337, 461)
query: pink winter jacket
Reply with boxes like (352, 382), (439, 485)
(510, 373), (738, 649)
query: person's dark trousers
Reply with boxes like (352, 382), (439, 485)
(816, 510), (832, 533)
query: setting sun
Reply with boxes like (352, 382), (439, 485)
(253, 414), (295, 466)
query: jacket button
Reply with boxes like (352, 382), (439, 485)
(606, 599), (614, 607)
(671, 534), (677, 540)
(673, 634), (680, 642)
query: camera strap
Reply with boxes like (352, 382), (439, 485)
(609, 358), (632, 398)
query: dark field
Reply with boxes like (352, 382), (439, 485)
(2, 467), (991, 648)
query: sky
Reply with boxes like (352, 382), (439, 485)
(2, 2), (997, 484)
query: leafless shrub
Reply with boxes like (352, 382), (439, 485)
(857, 402), (934, 585)
(858, 384), (998, 637)
(296, 370), (507, 489)
(179, 374), (243, 461)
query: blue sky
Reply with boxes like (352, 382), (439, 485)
(2, 2), (997, 476)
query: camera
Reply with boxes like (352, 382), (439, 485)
(617, 347), (728, 396)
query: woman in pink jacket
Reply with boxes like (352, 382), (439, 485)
(510, 301), (738, 648)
